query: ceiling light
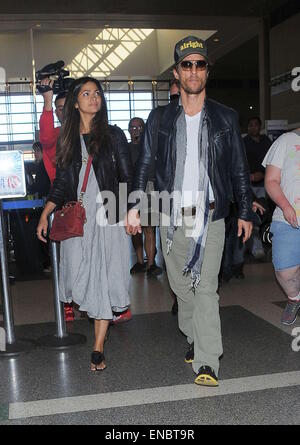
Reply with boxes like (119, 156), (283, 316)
(67, 28), (154, 78)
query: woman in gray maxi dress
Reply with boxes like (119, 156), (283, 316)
(37, 77), (132, 371)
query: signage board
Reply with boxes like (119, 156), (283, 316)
(265, 120), (288, 143)
(0, 150), (26, 199)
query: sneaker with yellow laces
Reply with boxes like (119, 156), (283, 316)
(194, 366), (219, 387)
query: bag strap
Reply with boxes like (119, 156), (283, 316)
(79, 155), (93, 202)
(81, 155), (93, 193)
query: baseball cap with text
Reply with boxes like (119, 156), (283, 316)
(174, 36), (209, 65)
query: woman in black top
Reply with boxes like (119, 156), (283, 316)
(37, 77), (133, 371)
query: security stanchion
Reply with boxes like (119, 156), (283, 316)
(37, 214), (86, 349)
(0, 202), (35, 357)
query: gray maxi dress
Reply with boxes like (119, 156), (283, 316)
(59, 135), (131, 319)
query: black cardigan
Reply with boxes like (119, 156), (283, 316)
(47, 125), (133, 224)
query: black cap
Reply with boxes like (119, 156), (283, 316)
(174, 36), (209, 65)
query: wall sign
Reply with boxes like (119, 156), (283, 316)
(0, 150), (26, 199)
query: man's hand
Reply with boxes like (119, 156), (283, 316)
(283, 204), (299, 228)
(40, 78), (54, 110)
(237, 219), (253, 243)
(125, 209), (142, 236)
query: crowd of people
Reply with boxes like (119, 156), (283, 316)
(35, 35), (299, 386)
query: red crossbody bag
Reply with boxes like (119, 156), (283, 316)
(49, 155), (93, 241)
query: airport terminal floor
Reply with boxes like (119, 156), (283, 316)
(0, 243), (300, 426)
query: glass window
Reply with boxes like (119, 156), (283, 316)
(110, 110), (131, 121)
(11, 114), (33, 124)
(108, 100), (130, 111)
(0, 114), (7, 125)
(11, 123), (33, 133)
(106, 92), (130, 102)
(0, 80), (163, 145)
(11, 133), (34, 142)
(0, 124), (9, 135)
(110, 120), (129, 131)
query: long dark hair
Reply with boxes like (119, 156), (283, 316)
(56, 76), (110, 167)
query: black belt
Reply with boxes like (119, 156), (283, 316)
(181, 202), (215, 216)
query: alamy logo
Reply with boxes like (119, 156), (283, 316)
(0, 327), (6, 351)
(291, 327), (300, 352)
(291, 67), (300, 92)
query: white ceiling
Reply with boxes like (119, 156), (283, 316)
(0, 16), (259, 81)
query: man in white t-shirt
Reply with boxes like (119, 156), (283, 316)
(263, 130), (300, 325)
(127, 36), (254, 387)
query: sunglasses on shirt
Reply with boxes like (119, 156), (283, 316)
(129, 125), (143, 131)
(179, 60), (208, 71)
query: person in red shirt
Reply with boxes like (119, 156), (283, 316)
(39, 79), (74, 321)
(39, 78), (66, 184)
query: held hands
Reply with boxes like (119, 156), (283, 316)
(237, 202), (265, 243)
(125, 209), (142, 236)
(237, 219), (253, 243)
(252, 201), (265, 215)
(282, 204), (299, 229)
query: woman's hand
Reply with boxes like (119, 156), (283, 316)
(125, 209), (142, 235)
(37, 216), (49, 243)
(252, 201), (265, 215)
(283, 204), (299, 228)
(36, 202), (56, 242)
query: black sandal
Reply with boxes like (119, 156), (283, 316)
(90, 351), (106, 372)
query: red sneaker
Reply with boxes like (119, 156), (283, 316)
(111, 309), (132, 325)
(64, 303), (75, 322)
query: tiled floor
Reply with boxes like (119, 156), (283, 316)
(1, 244), (300, 425)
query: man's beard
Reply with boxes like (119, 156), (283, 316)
(181, 77), (207, 95)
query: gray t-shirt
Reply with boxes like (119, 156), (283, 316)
(262, 131), (300, 225)
(181, 111), (214, 207)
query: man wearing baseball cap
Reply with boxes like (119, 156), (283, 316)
(126, 36), (255, 386)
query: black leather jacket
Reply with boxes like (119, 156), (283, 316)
(133, 97), (255, 222)
(47, 125), (133, 224)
